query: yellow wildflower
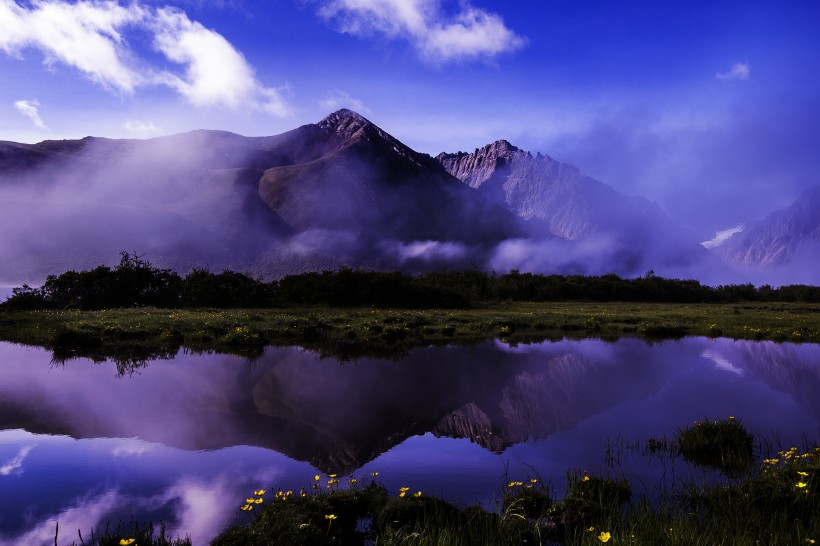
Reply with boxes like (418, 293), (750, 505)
(586, 526), (595, 532)
(796, 482), (808, 488)
(413, 491), (422, 497)
(329, 474), (337, 478)
(240, 505), (253, 511)
(598, 531), (611, 542)
(582, 476), (591, 482)
(254, 498), (263, 504)
(245, 498), (255, 504)
(370, 471), (379, 477)
(119, 540), (136, 546)
(325, 514), (337, 520)
(798, 471), (809, 477)
(254, 489), (266, 496)
(314, 475), (320, 481)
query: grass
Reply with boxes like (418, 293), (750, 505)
(54, 520), (191, 546)
(213, 420), (820, 545)
(0, 301), (818, 364)
(677, 417), (755, 477)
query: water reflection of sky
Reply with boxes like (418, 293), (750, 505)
(0, 287), (13, 302)
(0, 338), (817, 544)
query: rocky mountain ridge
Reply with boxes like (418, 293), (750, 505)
(437, 140), (670, 241)
(0, 109), (816, 283)
(717, 187), (820, 270)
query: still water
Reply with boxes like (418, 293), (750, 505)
(0, 338), (818, 544)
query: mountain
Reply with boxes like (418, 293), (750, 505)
(0, 110), (521, 280)
(437, 140), (726, 280)
(3, 109), (800, 284)
(256, 110), (519, 243)
(437, 140), (668, 240)
(715, 187), (820, 281)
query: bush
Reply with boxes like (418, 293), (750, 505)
(677, 417), (755, 476)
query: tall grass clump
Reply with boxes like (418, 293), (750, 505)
(676, 416), (755, 476)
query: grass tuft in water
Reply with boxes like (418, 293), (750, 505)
(677, 416), (755, 477)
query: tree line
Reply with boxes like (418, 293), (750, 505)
(2, 253), (819, 311)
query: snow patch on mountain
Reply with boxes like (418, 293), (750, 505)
(701, 225), (744, 249)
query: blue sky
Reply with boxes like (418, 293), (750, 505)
(2, 0), (819, 232)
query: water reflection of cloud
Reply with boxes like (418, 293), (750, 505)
(2, 490), (122, 546)
(151, 479), (237, 544)
(0, 477), (242, 545)
(0, 446), (33, 476)
(111, 439), (151, 457)
(702, 349), (745, 376)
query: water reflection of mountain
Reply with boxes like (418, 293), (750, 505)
(249, 346), (670, 471)
(0, 339), (817, 474)
(725, 341), (820, 424)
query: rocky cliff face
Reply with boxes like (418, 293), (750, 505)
(437, 141), (671, 241)
(717, 187), (820, 271)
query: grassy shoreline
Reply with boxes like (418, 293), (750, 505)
(206, 420), (820, 545)
(0, 301), (818, 361)
(48, 419), (819, 545)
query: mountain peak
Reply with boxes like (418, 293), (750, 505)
(486, 139), (519, 154)
(317, 109), (373, 138)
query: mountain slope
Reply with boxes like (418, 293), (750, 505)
(717, 187), (820, 274)
(258, 110), (521, 243)
(437, 140), (727, 279)
(0, 110), (522, 280)
(437, 140), (669, 240)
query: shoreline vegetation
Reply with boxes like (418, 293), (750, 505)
(0, 301), (818, 364)
(0, 253), (818, 361)
(49, 419), (819, 546)
(212, 419), (819, 546)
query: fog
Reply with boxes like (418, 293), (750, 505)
(0, 118), (811, 287)
(545, 90), (820, 239)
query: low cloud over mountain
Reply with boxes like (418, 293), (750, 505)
(0, 110), (815, 284)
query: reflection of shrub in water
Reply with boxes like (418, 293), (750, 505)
(50, 344), (177, 376)
(52, 326), (103, 351)
(639, 323), (687, 340)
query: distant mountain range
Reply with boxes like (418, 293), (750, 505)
(711, 187), (820, 283)
(0, 109), (816, 284)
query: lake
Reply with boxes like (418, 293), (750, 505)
(0, 337), (817, 544)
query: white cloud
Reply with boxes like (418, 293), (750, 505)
(716, 62), (750, 81)
(0, 445), (33, 475)
(150, 7), (290, 115)
(0, 0), (146, 91)
(14, 99), (47, 129)
(319, 90), (370, 114)
(123, 119), (160, 134)
(0, 0), (290, 114)
(316, 0), (525, 62)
